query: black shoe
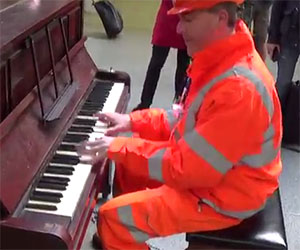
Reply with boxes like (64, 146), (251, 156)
(92, 233), (103, 249)
(132, 103), (150, 112)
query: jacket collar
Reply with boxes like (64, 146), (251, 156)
(187, 20), (255, 90)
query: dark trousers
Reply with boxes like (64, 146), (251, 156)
(140, 45), (190, 107)
(276, 45), (300, 112)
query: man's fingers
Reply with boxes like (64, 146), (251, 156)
(80, 152), (106, 165)
(94, 112), (114, 123)
(78, 144), (105, 156)
(105, 125), (124, 136)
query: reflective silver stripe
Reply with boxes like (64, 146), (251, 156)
(202, 198), (266, 219)
(184, 131), (232, 174)
(185, 66), (274, 132)
(184, 65), (278, 168)
(148, 149), (166, 183)
(185, 69), (237, 132)
(117, 206), (150, 243)
(240, 125), (280, 167)
(233, 67), (274, 117)
(166, 109), (178, 130)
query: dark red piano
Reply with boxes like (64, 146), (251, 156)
(0, 0), (130, 248)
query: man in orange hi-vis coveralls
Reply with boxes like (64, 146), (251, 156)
(80, 0), (282, 249)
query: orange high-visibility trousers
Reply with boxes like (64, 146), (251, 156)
(98, 183), (241, 250)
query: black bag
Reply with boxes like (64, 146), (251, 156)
(93, 0), (123, 38)
(282, 81), (300, 152)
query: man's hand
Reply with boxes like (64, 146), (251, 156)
(95, 112), (131, 136)
(78, 136), (115, 164)
(267, 43), (280, 57)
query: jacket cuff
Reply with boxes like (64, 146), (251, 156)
(107, 137), (128, 161)
(129, 110), (146, 133)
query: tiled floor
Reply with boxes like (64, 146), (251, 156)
(81, 14), (300, 250)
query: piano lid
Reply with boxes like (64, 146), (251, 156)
(0, 0), (99, 215)
(0, 0), (78, 53)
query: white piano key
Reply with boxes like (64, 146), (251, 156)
(102, 83), (124, 113)
(66, 131), (105, 137)
(35, 188), (65, 193)
(76, 115), (98, 120)
(27, 200), (59, 207)
(55, 151), (79, 157)
(26, 163), (92, 217)
(70, 124), (107, 132)
(60, 141), (81, 147)
(48, 162), (91, 168)
(25, 82), (125, 217)
(43, 173), (72, 179)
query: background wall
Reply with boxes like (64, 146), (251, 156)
(84, 0), (160, 34)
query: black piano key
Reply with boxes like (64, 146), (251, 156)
(30, 194), (61, 203)
(68, 126), (93, 133)
(40, 176), (70, 185)
(83, 102), (104, 107)
(87, 94), (109, 102)
(33, 190), (63, 198)
(84, 101), (105, 107)
(78, 110), (98, 116)
(93, 83), (113, 90)
(51, 157), (79, 165)
(63, 133), (89, 143)
(45, 167), (73, 176)
(58, 144), (77, 152)
(81, 105), (103, 111)
(73, 119), (96, 126)
(48, 165), (75, 171)
(52, 154), (79, 163)
(79, 109), (101, 114)
(26, 203), (57, 211)
(47, 165), (75, 172)
(37, 182), (67, 191)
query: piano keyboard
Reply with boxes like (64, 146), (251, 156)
(24, 81), (124, 217)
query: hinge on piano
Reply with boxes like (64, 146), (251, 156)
(29, 17), (77, 122)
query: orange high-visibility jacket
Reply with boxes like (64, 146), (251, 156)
(108, 21), (282, 220)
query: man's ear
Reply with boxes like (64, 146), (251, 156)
(218, 9), (229, 27)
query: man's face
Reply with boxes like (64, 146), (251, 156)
(177, 9), (228, 56)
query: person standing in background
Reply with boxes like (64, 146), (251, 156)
(241, 0), (273, 61)
(133, 0), (190, 111)
(267, 0), (300, 113)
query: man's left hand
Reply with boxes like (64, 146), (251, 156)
(78, 136), (115, 164)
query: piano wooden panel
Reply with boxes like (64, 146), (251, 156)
(0, 1), (83, 121)
(0, 0), (131, 249)
(0, 42), (97, 214)
(0, 64), (8, 121)
(0, 0), (80, 53)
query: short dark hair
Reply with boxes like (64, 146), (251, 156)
(208, 2), (238, 28)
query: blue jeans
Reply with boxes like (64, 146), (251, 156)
(276, 45), (300, 112)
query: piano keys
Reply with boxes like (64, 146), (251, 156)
(0, 0), (130, 249)
(24, 80), (125, 218)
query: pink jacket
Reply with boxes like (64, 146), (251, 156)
(151, 0), (186, 49)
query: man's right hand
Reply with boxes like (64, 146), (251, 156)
(95, 112), (131, 136)
(267, 43), (280, 57)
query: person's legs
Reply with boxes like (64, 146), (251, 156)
(174, 49), (190, 100)
(252, 3), (271, 61)
(276, 45), (300, 112)
(98, 185), (241, 250)
(134, 45), (170, 110)
(113, 162), (161, 196)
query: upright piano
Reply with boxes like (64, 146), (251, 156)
(0, 0), (130, 248)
